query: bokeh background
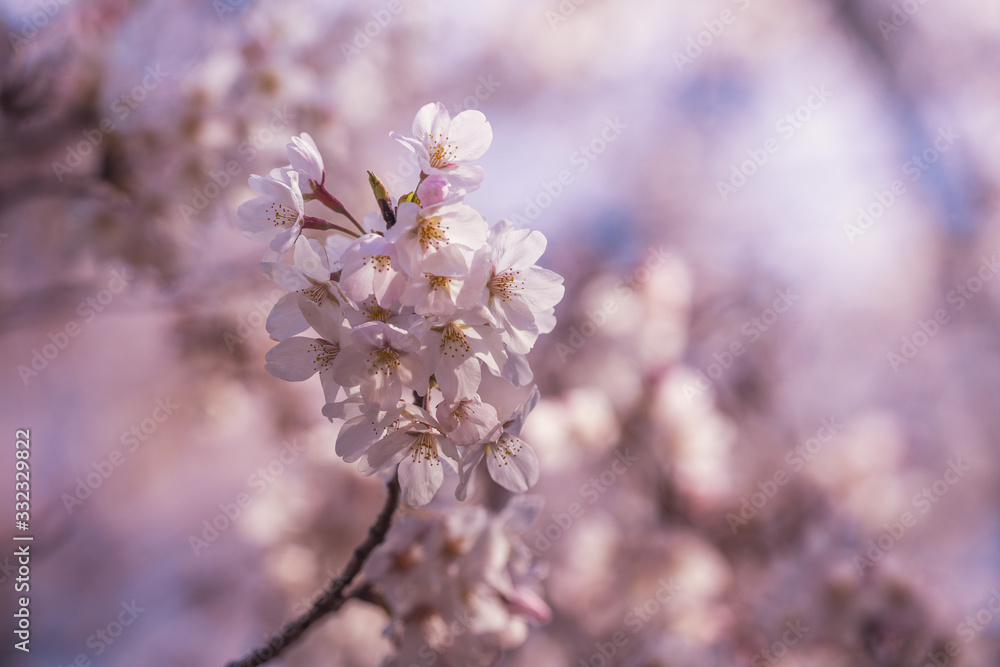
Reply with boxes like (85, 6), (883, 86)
(2, 0), (1000, 665)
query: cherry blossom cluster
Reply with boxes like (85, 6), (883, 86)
(365, 497), (551, 666)
(237, 103), (564, 506)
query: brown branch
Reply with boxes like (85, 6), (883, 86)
(225, 472), (401, 667)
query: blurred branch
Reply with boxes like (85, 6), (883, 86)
(224, 472), (401, 667)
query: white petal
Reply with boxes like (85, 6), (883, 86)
(266, 293), (310, 340)
(486, 435), (539, 493)
(264, 337), (336, 381)
(399, 454), (445, 506)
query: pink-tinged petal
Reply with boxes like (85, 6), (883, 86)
(520, 267), (565, 311)
(330, 349), (367, 389)
(287, 132), (324, 184)
(366, 368), (403, 410)
(416, 174), (451, 207)
(432, 164), (485, 193)
(259, 262), (310, 292)
(437, 356), (482, 403)
(455, 443), (487, 501)
(499, 352), (534, 387)
(447, 109), (492, 161)
(357, 429), (410, 475)
(266, 293), (309, 340)
(334, 415), (384, 463)
(293, 236), (331, 282)
(486, 435), (539, 493)
(508, 585), (552, 625)
(265, 337), (338, 381)
(492, 226), (546, 270)
(299, 299), (343, 343)
(399, 452), (445, 506)
(411, 102), (450, 143)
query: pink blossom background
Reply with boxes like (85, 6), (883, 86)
(2, 0), (1000, 665)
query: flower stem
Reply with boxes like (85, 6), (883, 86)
(224, 472), (401, 667)
(310, 182), (366, 234)
(301, 215), (360, 238)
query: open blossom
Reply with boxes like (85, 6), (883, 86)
(399, 245), (490, 318)
(482, 220), (565, 354)
(286, 132), (324, 186)
(386, 200), (488, 276)
(338, 232), (406, 305)
(418, 312), (507, 403)
(264, 300), (344, 403)
(457, 382), (541, 500)
(237, 167), (305, 261)
(356, 406), (459, 506)
(390, 102), (492, 194)
(331, 320), (428, 410)
(259, 236), (341, 340)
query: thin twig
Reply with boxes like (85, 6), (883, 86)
(225, 473), (401, 667)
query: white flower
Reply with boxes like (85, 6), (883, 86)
(435, 394), (500, 448)
(337, 233), (406, 305)
(264, 300), (344, 402)
(390, 102), (492, 193)
(323, 396), (404, 463)
(386, 201), (488, 276)
(357, 406), (459, 506)
(259, 236), (341, 340)
(330, 320), (427, 410)
(237, 167), (305, 261)
(418, 312), (507, 403)
(457, 382), (540, 500)
(286, 132), (324, 187)
(398, 245), (490, 318)
(482, 220), (565, 354)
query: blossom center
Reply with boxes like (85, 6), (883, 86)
(416, 215), (449, 251)
(489, 268), (523, 302)
(367, 345), (401, 376)
(409, 432), (441, 465)
(440, 323), (471, 359)
(267, 203), (299, 227)
(427, 133), (456, 168)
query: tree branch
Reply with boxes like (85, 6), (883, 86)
(225, 472), (401, 667)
